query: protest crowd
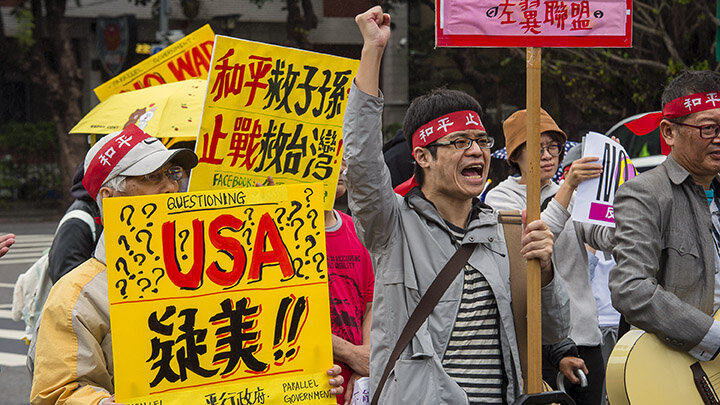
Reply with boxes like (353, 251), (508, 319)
(4, 4), (720, 405)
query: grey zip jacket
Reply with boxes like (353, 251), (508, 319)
(343, 84), (571, 404)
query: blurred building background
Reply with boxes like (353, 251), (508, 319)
(0, 0), (408, 212)
(0, 0), (718, 213)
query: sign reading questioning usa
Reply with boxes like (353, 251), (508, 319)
(104, 183), (335, 405)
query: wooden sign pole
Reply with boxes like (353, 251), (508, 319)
(436, 0), (633, 396)
(525, 46), (543, 394)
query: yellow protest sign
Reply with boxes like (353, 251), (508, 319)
(188, 36), (359, 210)
(94, 25), (215, 101)
(104, 183), (334, 405)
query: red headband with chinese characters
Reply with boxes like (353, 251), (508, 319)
(625, 92), (720, 136)
(83, 125), (151, 198)
(411, 110), (485, 149)
(395, 111), (485, 196)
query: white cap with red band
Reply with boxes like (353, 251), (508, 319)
(82, 124), (198, 199)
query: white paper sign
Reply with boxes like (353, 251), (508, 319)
(571, 132), (638, 227)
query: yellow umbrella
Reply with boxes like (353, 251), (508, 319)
(70, 79), (206, 143)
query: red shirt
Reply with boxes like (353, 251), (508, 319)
(325, 210), (374, 403)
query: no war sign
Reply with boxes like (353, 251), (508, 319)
(94, 25), (215, 101)
(572, 132), (638, 227)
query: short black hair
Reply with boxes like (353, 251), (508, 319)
(662, 71), (720, 116)
(402, 88), (484, 186)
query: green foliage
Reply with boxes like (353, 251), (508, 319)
(691, 60), (711, 71)
(0, 121), (57, 157)
(0, 121), (60, 200)
(15, 8), (35, 49)
(667, 59), (684, 77)
(388, 0), (718, 137)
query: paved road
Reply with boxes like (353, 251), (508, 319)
(0, 221), (56, 404)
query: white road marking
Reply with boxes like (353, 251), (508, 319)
(0, 352), (28, 367)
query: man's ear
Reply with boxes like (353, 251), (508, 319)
(413, 146), (433, 169)
(98, 186), (116, 201)
(659, 119), (676, 147)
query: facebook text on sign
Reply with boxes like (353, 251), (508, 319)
(104, 183), (335, 405)
(188, 36), (359, 211)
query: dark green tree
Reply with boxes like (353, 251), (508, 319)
(249, 0), (318, 49)
(543, 0), (719, 128)
(1, 0), (86, 205)
(392, 0), (720, 139)
(0, 0), (207, 204)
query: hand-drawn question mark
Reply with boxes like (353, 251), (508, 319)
(307, 209), (318, 230)
(152, 268), (165, 293)
(274, 207), (287, 231)
(244, 207), (255, 225)
(292, 218), (305, 247)
(120, 205), (136, 232)
(141, 203), (157, 227)
(292, 257), (305, 279)
(115, 279), (128, 298)
(178, 229), (190, 260)
(115, 257), (135, 280)
(287, 201), (302, 221)
(136, 278), (151, 297)
(312, 252), (326, 279)
(303, 188), (314, 208)
(118, 235), (134, 256)
(304, 235), (317, 258)
(135, 230), (158, 260)
(275, 207), (287, 222)
(133, 253), (146, 266)
(242, 228), (252, 246)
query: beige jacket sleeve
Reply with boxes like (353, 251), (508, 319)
(30, 259), (113, 405)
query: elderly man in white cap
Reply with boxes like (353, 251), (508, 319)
(29, 125), (344, 405)
(29, 125), (198, 404)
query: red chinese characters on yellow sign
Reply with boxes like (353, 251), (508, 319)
(189, 36), (359, 210)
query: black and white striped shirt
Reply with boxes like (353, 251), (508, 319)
(442, 224), (506, 404)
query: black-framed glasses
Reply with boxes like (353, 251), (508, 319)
(670, 120), (720, 139)
(540, 143), (563, 157)
(142, 165), (184, 183)
(430, 136), (495, 150)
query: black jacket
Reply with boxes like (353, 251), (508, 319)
(47, 166), (103, 283)
(382, 130), (414, 188)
